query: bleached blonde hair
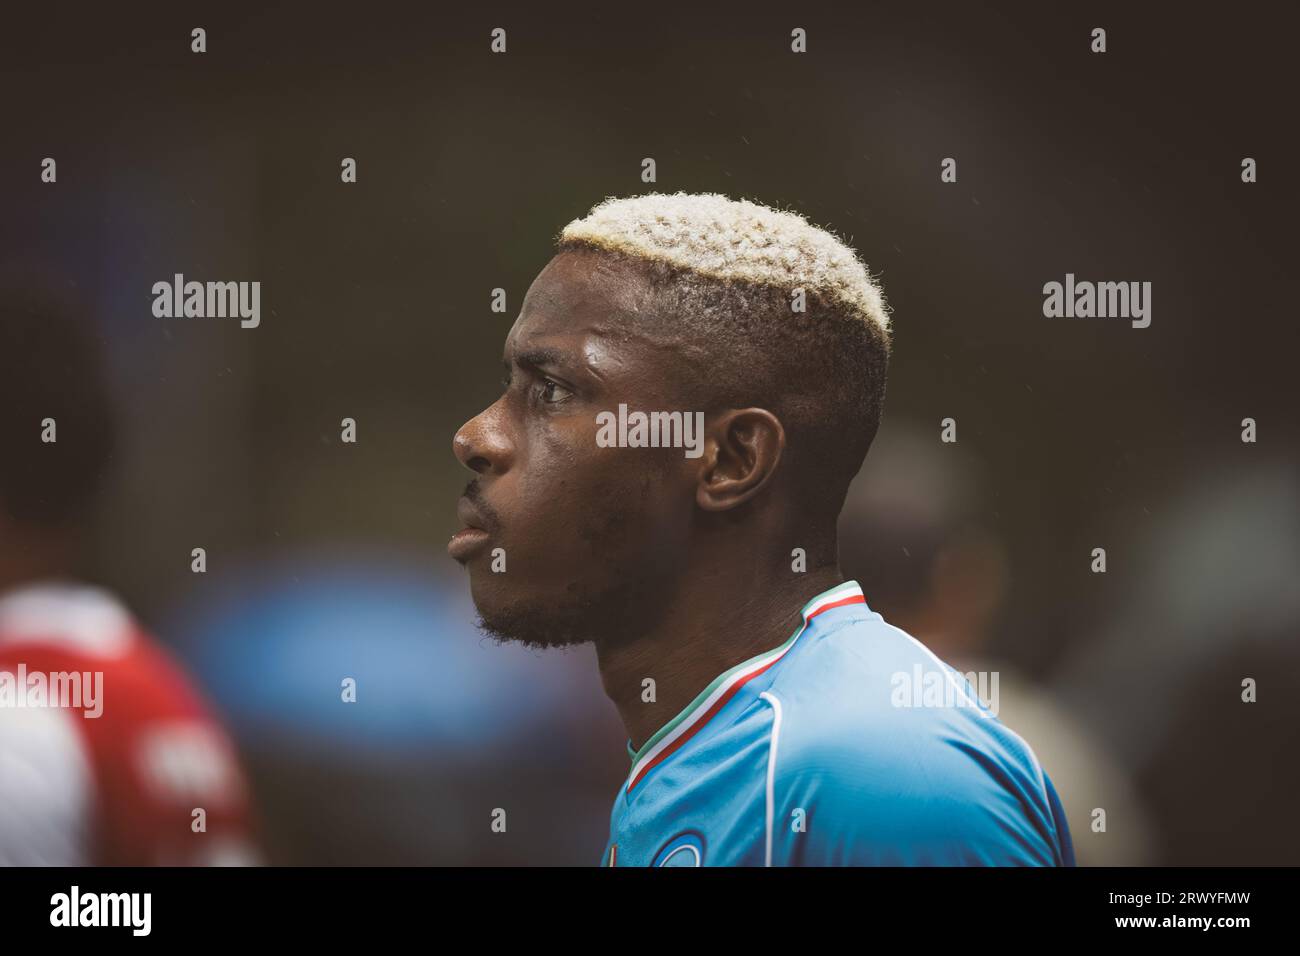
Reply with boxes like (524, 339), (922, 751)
(558, 191), (890, 338)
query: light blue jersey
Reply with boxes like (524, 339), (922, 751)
(601, 580), (1075, 867)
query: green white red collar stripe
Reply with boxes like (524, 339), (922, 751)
(624, 580), (866, 794)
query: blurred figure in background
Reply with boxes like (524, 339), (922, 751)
(0, 274), (259, 865)
(1053, 456), (1300, 865)
(839, 420), (1154, 865)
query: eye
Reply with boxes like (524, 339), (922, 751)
(535, 377), (571, 404)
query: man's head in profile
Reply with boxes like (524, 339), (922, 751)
(448, 194), (1075, 869)
(449, 192), (891, 653)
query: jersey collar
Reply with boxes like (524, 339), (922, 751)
(623, 579), (867, 793)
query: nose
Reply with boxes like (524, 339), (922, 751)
(453, 399), (513, 476)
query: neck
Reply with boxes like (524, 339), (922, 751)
(595, 560), (844, 752)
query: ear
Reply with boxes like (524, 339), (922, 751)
(695, 408), (786, 512)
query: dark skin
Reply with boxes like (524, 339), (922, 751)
(451, 246), (845, 751)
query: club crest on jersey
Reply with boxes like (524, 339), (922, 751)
(652, 832), (704, 867)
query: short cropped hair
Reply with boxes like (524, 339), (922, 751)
(557, 192), (893, 525)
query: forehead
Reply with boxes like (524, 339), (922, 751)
(505, 248), (652, 359)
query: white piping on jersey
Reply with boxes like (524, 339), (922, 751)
(659, 843), (702, 866)
(758, 691), (785, 868)
(878, 620), (1052, 811)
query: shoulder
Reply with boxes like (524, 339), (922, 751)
(0, 581), (136, 659)
(770, 610), (990, 764)
(761, 614), (1064, 865)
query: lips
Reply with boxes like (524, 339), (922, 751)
(448, 496), (492, 562)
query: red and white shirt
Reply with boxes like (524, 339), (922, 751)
(0, 581), (259, 865)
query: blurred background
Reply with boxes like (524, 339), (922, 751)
(1, 1), (1296, 864)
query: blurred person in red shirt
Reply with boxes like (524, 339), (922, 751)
(0, 276), (259, 865)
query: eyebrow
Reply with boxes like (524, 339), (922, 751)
(503, 347), (571, 377)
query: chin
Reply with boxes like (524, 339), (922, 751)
(474, 608), (591, 651)
(466, 572), (508, 617)
(469, 580), (597, 650)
